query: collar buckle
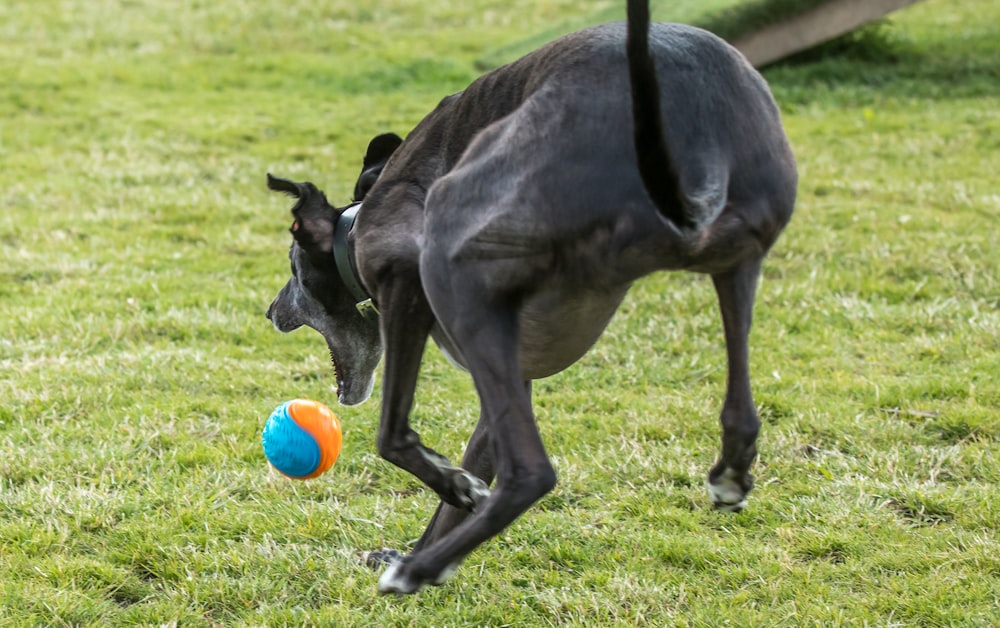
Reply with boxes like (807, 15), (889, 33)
(355, 298), (378, 320)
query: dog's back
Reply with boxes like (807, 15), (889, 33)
(417, 21), (795, 281)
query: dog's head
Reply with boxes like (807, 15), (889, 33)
(265, 174), (382, 406)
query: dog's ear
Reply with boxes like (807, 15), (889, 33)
(268, 173), (335, 256)
(267, 173), (304, 198)
(363, 133), (403, 169)
(353, 133), (403, 201)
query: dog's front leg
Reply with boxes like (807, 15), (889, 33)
(373, 278), (492, 514)
(365, 409), (496, 570)
(372, 382), (530, 570)
(409, 381), (531, 552)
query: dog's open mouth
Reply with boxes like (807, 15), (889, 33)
(330, 348), (349, 403)
(329, 348), (375, 406)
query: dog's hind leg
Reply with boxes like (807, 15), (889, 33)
(707, 258), (764, 512)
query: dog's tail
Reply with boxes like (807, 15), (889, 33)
(626, 0), (694, 230)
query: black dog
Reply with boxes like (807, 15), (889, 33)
(266, 0), (796, 594)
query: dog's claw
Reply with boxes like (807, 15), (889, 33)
(712, 498), (749, 513)
(362, 548), (403, 569)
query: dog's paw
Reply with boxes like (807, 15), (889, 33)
(710, 493), (749, 513)
(377, 555), (461, 595)
(362, 548), (403, 570)
(378, 557), (425, 595)
(452, 471), (491, 513)
(707, 467), (752, 512)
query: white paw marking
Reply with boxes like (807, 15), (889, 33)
(378, 560), (424, 595)
(707, 467), (749, 511)
(464, 473), (491, 510)
(433, 562), (460, 586)
(713, 496), (749, 513)
(377, 558), (462, 593)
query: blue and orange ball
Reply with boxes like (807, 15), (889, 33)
(262, 399), (342, 479)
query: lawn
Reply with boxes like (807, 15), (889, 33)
(1, 0), (998, 625)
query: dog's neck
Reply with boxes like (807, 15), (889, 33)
(333, 203), (379, 321)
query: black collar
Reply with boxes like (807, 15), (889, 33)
(333, 203), (378, 321)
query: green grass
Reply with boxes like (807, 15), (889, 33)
(2, 0), (999, 625)
(476, 0), (747, 69)
(476, 0), (900, 69)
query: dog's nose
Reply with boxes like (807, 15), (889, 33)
(265, 302), (274, 321)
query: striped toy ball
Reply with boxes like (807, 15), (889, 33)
(262, 399), (342, 479)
